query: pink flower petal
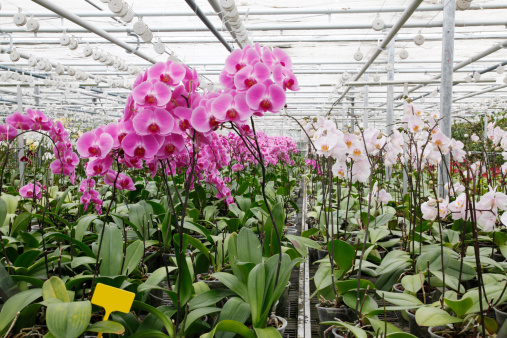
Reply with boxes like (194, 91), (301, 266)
(154, 108), (174, 135)
(153, 82), (172, 106)
(268, 84), (286, 113)
(211, 93), (233, 120)
(246, 83), (266, 111)
(132, 81), (152, 105)
(190, 106), (211, 133)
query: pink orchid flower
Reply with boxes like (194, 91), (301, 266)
(190, 106), (220, 133)
(121, 154), (144, 169)
(27, 108), (52, 131)
(211, 92), (251, 123)
(182, 66), (200, 93)
(261, 47), (292, 71)
(233, 63), (270, 92)
(273, 65), (299, 91)
(232, 163), (243, 172)
(132, 80), (172, 107)
(246, 82), (286, 113)
(50, 121), (70, 142)
(224, 47), (260, 75)
(57, 148), (80, 168)
(104, 170), (136, 191)
(6, 111), (34, 130)
(76, 130), (114, 159)
(122, 133), (160, 160)
(123, 95), (138, 121)
(148, 61), (186, 86)
(156, 134), (186, 158)
(85, 156), (113, 176)
(219, 69), (235, 89)
(0, 124), (17, 141)
(50, 159), (74, 176)
(79, 178), (96, 193)
(19, 182), (42, 199)
(133, 108), (174, 136)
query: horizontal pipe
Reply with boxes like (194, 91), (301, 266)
(0, 4), (503, 17)
(8, 32), (507, 45)
(31, 0), (158, 64)
(2, 19), (507, 33)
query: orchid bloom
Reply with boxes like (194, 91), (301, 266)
(0, 124), (17, 141)
(27, 108), (52, 131)
(132, 81), (172, 107)
(76, 130), (114, 159)
(211, 92), (251, 123)
(233, 63), (271, 92)
(147, 61), (186, 86)
(19, 182), (42, 199)
(133, 108), (174, 136)
(190, 106), (220, 133)
(85, 156), (113, 176)
(104, 170), (136, 191)
(156, 134), (185, 158)
(246, 82), (286, 114)
(122, 133), (160, 160)
(6, 111), (33, 130)
(273, 65), (299, 91)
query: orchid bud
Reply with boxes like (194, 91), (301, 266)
(427, 198), (437, 206)
(495, 146), (502, 151)
(428, 180), (434, 185)
(438, 197), (443, 203)
(464, 134), (469, 138)
(377, 133), (383, 139)
(423, 126), (429, 131)
(354, 130), (360, 136)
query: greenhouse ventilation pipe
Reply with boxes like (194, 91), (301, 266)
(394, 39), (507, 103)
(184, 0), (234, 52)
(332, 0), (424, 105)
(30, 0), (158, 64)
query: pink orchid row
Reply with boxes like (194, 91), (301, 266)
(74, 44), (298, 209)
(2, 108), (79, 197)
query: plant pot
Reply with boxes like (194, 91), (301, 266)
(275, 282), (291, 317)
(317, 248), (329, 260)
(393, 283), (436, 304)
(494, 303), (507, 329)
(267, 315), (287, 335)
(406, 309), (431, 338)
(428, 326), (452, 338)
(317, 305), (355, 338)
(493, 253), (505, 262)
(198, 278), (226, 290)
(331, 327), (344, 338)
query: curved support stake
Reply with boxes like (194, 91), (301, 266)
(0, 33), (13, 54)
(125, 31), (140, 54)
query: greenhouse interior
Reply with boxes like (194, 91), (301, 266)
(2, 0), (507, 337)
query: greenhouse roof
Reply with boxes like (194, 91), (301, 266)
(0, 0), (507, 137)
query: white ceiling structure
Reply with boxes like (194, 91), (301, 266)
(0, 0), (506, 137)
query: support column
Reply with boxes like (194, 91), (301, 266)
(350, 94), (355, 132)
(385, 39), (395, 181)
(363, 74), (369, 129)
(16, 85), (25, 186)
(438, 0), (456, 197)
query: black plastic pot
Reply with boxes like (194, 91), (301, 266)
(393, 283), (436, 304)
(198, 278), (226, 290)
(406, 309), (431, 338)
(317, 305), (355, 338)
(317, 248), (329, 260)
(275, 282), (291, 317)
(494, 304), (507, 329)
